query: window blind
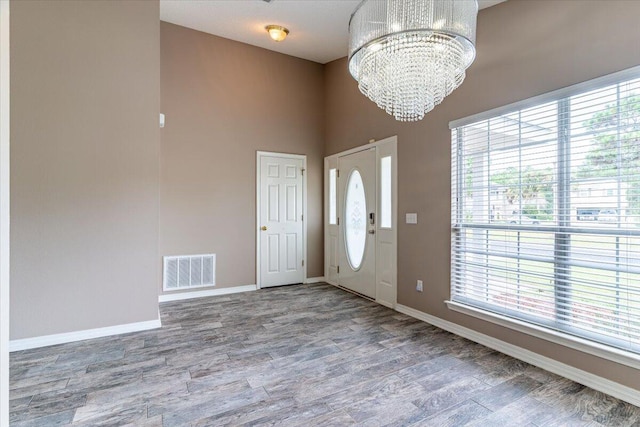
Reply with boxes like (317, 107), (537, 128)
(451, 74), (640, 355)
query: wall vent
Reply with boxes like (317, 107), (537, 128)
(163, 253), (215, 291)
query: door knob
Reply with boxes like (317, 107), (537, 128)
(261, 226), (267, 231)
(368, 229), (375, 234)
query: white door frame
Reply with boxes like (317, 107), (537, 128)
(324, 136), (398, 308)
(0, 1), (10, 424)
(256, 151), (307, 289)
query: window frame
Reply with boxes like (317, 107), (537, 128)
(449, 65), (640, 369)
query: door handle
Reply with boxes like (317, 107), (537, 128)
(261, 226), (267, 231)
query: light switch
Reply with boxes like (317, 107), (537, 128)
(406, 213), (418, 224)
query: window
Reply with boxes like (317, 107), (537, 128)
(344, 169), (367, 270)
(380, 156), (392, 228)
(329, 168), (337, 225)
(451, 69), (640, 358)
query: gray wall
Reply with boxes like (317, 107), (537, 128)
(8, 0), (640, 393)
(159, 22), (325, 292)
(10, 0), (160, 339)
(324, 0), (640, 390)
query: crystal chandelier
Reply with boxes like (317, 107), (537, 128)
(348, 0), (478, 122)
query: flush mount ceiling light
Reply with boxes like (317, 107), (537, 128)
(348, 0), (478, 122)
(265, 25), (290, 42)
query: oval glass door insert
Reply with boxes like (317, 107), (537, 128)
(345, 169), (367, 270)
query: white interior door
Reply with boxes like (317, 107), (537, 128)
(338, 148), (376, 298)
(258, 154), (304, 288)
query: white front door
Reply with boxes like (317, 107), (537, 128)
(338, 148), (376, 298)
(258, 154), (305, 288)
(325, 136), (397, 308)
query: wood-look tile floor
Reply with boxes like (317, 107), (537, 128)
(9, 283), (640, 426)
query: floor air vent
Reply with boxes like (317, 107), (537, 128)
(163, 254), (215, 291)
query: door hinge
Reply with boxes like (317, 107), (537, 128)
(301, 214), (304, 221)
(337, 217), (340, 225)
(302, 259), (305, 266)
(336, 169), (339, 178)
(301, 168), (305, 176)
(337, 266), (340, 274)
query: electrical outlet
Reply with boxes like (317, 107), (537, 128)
(416, 280), (423, 292)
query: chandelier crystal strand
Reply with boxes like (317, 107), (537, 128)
(348, 0), (478, 122)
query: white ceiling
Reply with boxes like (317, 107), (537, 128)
(160, 0), (506, 64)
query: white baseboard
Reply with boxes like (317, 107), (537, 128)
(159, 284), (257, 302)
(10, 317), (162, 352)
(396, 304), (640, 407)
(305, 276), (325, 284)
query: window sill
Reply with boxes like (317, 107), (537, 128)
(445, 300), (640, 370)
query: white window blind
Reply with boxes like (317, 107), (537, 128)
(451, 73), (640, 355)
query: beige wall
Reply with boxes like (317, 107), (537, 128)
(10, 0), (160, 339)
(159, 22), (324, 292)
(8, 0), (640, 392)
(324, 0), (640, 390)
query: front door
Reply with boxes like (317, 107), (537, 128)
(258, 154), (304, 288)
(338, 148), (376, 298)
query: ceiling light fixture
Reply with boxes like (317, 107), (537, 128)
(265, 25), (289, 42)
(348, 0), (478, 122)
